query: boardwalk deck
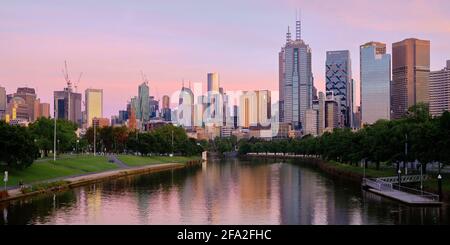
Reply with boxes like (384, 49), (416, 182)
(366, 188), (442, 206)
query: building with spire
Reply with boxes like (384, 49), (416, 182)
(278, 15), (313, 131)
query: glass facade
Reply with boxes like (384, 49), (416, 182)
(360, 42), (391, 125)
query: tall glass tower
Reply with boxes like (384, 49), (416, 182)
(138, 82), (150, 123)
(278, 17), (313, 130)
(360, 42), (391, 125)
(325, 50), (353, 127)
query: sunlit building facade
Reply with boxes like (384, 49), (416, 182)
(429, 61), (450, 117)
(85, 88), (103, 128)
(391, 38), (430, 119)
(360, 42), (391, 125)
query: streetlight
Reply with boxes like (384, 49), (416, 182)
(437, 174), (443, 202)
(76, 139), (79, 154)
(397, 169), (402, 187)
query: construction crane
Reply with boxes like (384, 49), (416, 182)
(74, 72), (83, 93)
(62, 61), (72, 91)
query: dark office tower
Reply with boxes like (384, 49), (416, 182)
(161, 95), (171, 121)
(391, 38), (430, 119)
(54, 87), (82, 127)
(279, 16), (313, 130)
(326, 50), (353, 127)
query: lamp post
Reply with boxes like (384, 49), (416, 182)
(76, 139), (79, 154)
(397, 169), (402, 187)
(438, 174), (443, 202)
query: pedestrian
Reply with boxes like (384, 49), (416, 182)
(19, 180), (24, 190)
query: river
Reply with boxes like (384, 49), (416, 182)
(1, 157), (448, 225)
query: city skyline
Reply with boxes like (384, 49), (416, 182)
(1, 0), (450, 118)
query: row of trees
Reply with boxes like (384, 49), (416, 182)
(83, 124), (204, 156)
(239, 104), (450, 172)
(0, 121), (38, 169)
(1, 117), (205, 170)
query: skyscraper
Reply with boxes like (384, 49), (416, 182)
(206, 73), (223, 125)
(138, 82), (150, 123)
(279, 17), (313, 130)
(178, 85), (195, 128)
(161, 95), (171, 121)
(429, 60), (450, 117)
(54, 87), (82, 127)
(14, 87), (37, 121)
(148, 96), (159, 119)
(326, 50), (353, 127)
(85, 88), (103, 128)
(360, 42), (391, 125)
(239, 90), (271, 128)
(391, 38), (430, 119)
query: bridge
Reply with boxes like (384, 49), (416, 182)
(362, 177), (441, 206)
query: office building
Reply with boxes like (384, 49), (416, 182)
(279, 17), (313, 130)
(429, 60), (450, 117)
(0, 86), (6, 119)
(326, 50), (353, 127)
(391, 38), (430, 119)
(161, 95), (171, 122)
(239, 90), (271, 128)
(360, 42), (391, 125)
(138, 82), (150, 123)
(85, 88), (103, 128)
(54, 88), (82, 127)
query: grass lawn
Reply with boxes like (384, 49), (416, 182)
(117, 155), (200, 167)
(5, 155), (117, 187)
(327, 161), (396, 178)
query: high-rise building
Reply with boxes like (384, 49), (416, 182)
(178, 85), (195, 128)
(391, 38), (430, 119)
(326, 50), (353, 127)
(324, 92), (340, 131)
(239, 90), (271, 128)
(138, 82), (150, 123)
(304, 109), (319, 136)
(14, 87), (37, 121)
(54, 88), (82, 127)
(161, 95), (171, 122)
(360, 42), (391, 125)
(207, 73), (222, 124)
(149, 96), (159, 119)
(85, 88), (103, 128)
(429, 61), (450, 117)
(0, 86), (6, 119)
(279, 18), (313, 130)
(39, 103), (50, 119)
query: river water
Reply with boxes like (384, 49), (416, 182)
(1, 158), (448, 225)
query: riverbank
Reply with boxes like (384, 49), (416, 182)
(1, 155), (202, 203)
(246, 154), (450, 202)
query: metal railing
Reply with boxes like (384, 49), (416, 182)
(363, 178), (393, 191)
(377, 175), (428, 184)
(392, 184), (440, 201)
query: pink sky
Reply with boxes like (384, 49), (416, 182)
(1, 0), (450, 118)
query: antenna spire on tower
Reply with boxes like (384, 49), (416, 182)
(296, 9), (301, 41)
(286, 26), (292, 43)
